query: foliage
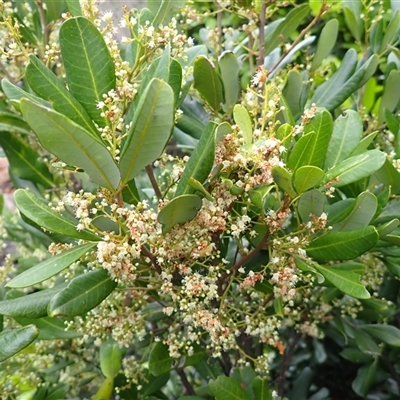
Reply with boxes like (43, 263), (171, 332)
(0, 0), (400, 399)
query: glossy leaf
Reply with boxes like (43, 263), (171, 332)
(298, 189), (325, 222)
(158, 195), (202, 234)
(293, 166), (324, 194)
(351, 360), (378, 397)
(271, 166), (297, 198)
(350, 131), (378, 156)
(193, 56), (224, 112)
(122, 179), (140, 205)
(378, 70), (400, 125)
(263, 4), (309, 56)
(1, 79), (51, 110)
(26, 55), (97, 136)
(287, 132), (315, 171)
(360, 324), (400, 347)
(219, 51), (240, 112)
(152, 0), (185, 26)
(119, 78), (174, 184)
(252, 377), (272, 400)
(0, 131), (54, 188)
(343, 1), (363, 42)
(65, 0), (82, 16)
(0, 325), (39, 362)
(306, 226), (379, 263)
(0, 112), (31, 135)
(148, 342), (172, 376)
(0, 285), (65, 318)
(311, 19), (339, 72)
(282, 70), (304, 120)
(48, 269), (117, 317)
(6, 243), (97, 288)
(100, 340), (123, 378)
(169, 58), (183, 105)
(175, 122), (217, 196)
(60, 17), (116, 127)
(332, 192), (377, 232)
(312, 263), (370, 299)
(379, 10), (400, 53)
(20, 99), (120, 190)
(233, 104), (252, 145)
(93, 377), (114, 400)
(248, 185), (274, 209)
(209, 376), (251, 400)
(14, 189), (100, 241)
(325, 110), (363, 169)
(321, 150), (386, 188)
(15, 316), (82, 340)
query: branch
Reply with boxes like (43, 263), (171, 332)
(269, 1), (328, 76)
(277, 332), (302, 396)
(141, 245), (162, 275)
(177, 368), (196, 395)
(146, 164), (162, 200)
(257, 1), (268, 67)
(35, 0), (49, 50)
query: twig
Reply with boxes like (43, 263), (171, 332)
(217, 231), (270, 295)
(269, 1), (328, 76)
(257, 1), (268, 67)
(145, 164), (162, 200)
(277, 332), (302, 396)
(35, 0), (49, 50)
(177, 368), (196, 395)
(216, 1), (223, 50)
(141, 245), (162, 275)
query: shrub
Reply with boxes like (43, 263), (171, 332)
(0, 0), (400, 398)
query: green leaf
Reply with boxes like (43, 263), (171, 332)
(287, 132), (314, 171)
(321, 150), (386, 188)
(209, 376), (251, 400)
(0, 131), (54, 188)
(48, 269), (117, 317)
(1, 79), (51, 111)
(193, 56), (224, 112)
(66, 0), (82, 16)
(0, 285), (65, 318)
(343, 2), (363, 42)
(332, 192), (377, 232)
(219, 51), (240, 113)
(233, 104), (252, 145)
(158, 195), (202, 234)
(298, 189), (325, 222)
(169, 58), (183, 105)
(378, 70), (400, 125)
(264, 4), (309, 56)
(252, 377), (272, 400)
(14, 189), (100, 241)
(0, 325), (39, 362)
(311, 19), (339, 72)
(271, 166), (297, 198)
(15, 316), (82, 340)
(20, 99), (120, 190)
(148, 342), (172, 376)
(311, 50), (378, 111)
(293, 166), (324, 194)
(93, 377), (114, 400)
(325, 110), (363, 169)
(0, 111), (31, 135)
(119, 78), (174, 184)
(248, 185), (274, 209)
(360, 324), (400, 347)
(26, 55), (97, 136)
(152, 0), (185, 26)
(350, 131), (378, 156)
(175, 122), (217, 197)
(59, 17), (116, 127)
(351, 360), (378, 397)
(6, 243), (97, 288)
(312, 263), (370, 299)
(379, 10), (400, 53)
(100, 340), (123, 378)
(282, 70), (305, 120)
(307, 226), (379, 263)
(122, 179), (140, 205)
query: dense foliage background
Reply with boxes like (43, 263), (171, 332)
(1, 0), (400, 399)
